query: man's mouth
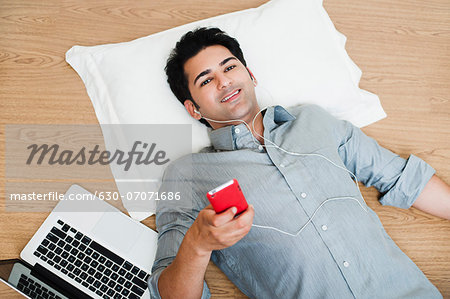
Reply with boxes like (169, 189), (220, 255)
(221, 89), (241, 103)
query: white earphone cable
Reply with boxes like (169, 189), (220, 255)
(198, 106), (368, 236)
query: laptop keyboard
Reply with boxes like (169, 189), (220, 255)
(17, 273), (63, 299)
(33, 219), (149, 299)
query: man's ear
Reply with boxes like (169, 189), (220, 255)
(184, 100), (201, 120)
(246, 67), (257, 86)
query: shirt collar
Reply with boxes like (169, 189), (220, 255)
(209, 105), (296, 151)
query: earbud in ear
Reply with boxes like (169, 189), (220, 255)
(194, 109), (201, 116)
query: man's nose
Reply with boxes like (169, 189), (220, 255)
(216, 72), (232, 89)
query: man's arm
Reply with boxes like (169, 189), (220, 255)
(412, 175), (450, 220)
(156, 204), (254, 299)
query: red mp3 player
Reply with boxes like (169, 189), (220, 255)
(207, 179), (248, 215)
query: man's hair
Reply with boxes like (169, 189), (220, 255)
(165, 27), (248, 127)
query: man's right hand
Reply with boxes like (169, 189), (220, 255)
(187, 204), (255, 256)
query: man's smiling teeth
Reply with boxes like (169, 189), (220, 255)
(221, 89), (240, 103)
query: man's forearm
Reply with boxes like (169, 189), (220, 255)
(158, 229), (211, 299)
(412, 174), (450, 220)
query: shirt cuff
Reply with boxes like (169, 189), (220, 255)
(379, 154), (435, 209)
(148, 267), (211, 299)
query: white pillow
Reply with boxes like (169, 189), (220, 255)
(66, 0), (386, 220)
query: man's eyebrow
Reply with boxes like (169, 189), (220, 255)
(193, 57), (238, 85)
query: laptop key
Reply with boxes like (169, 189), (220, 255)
(61, 224), (70, 232)
(128, 292), (140, 299)
(125, 272), (132, 280)
(105, 260), (113, 268)
(107, 289), (114, 296)
(132, 276), (147, 290)
(137, 270), (146, 280)
(51, 227), (66, 240)
(121, 289), (129, 296)
(104, 269), (112, 277)
(70, 227), (77, 233)
(57, 220), (64, 225)
(111, 273), (119, 281)
(66, 236), (74, 243)
(89, 286), (96, 292)
(130, 266), (139, 275)
(46, 233), (58, 243)
(37, 244), (48, 254)
(34, 251), (41, 258)
(131, 286), (144, 296)
(90, 241), (124, 265)
(41, 256), (48, 262)
(61, 269), (68, 274)
(123, 261), (132, 271)
(57, 240), (66, 247)
(82, 281), (89, 288)
(81, 236), (91, 245)
(79, 244), (87, 251)
(42, 239), (50, 247)
(99, 256), (106, 263)
(96, 290), (103, 296)
(72, 240), (80, 248)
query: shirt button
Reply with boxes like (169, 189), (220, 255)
(258, 145), (263, 151)
(234, 128), (240, 134)
(321, 225), (328, 231)
(280, 163), (285, 168)
(301, 192), (307, 198)
(343, 261), (350, 268)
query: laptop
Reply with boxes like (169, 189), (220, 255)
(0, 184), (158, 299)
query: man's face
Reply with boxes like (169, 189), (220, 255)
(184, 45), (259, 129)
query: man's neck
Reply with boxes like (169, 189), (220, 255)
(248, 110), (265, 145)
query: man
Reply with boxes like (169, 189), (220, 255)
(148, 27), (449, 298)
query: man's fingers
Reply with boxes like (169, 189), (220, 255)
(210, 206), (237, 227)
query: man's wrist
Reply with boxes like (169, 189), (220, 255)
(185, 226), (212, 259)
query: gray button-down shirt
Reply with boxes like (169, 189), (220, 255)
(148, 104), (441, 298)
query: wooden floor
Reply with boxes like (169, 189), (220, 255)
(1, 0), (449, 297)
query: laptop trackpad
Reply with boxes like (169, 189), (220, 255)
(91, 213), (143, 253)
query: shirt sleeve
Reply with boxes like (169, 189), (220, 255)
(147, 161), (211, 298)
(312, 105), (435, 209)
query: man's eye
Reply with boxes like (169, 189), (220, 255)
(225, 65), (236, 72)
(200, 79), (211, 86)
